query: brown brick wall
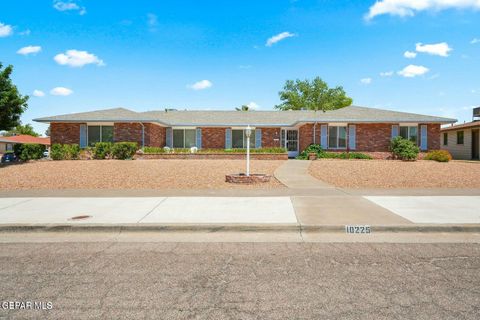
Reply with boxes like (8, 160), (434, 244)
(114, 123), (142, 146)
(355, 123), (392, 152)
(145, 123), (165, 147)
(50, 123), (82, 145)
(299, 124), (314, 152)
(261, 128), (281, 148)
(427, 123), (441, 150)
(201, 127), (226, 149)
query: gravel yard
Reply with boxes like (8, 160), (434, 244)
(0, 160), (285, 190)
(309, 159), (480, 189)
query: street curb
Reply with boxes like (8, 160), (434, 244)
(0, 224), (480, 233)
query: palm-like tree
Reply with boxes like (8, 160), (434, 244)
(235, 105), (250, 111)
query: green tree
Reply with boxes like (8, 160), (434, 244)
(45, 125), (50, 137)
(275, 77), (352, 111)
(235, 104), (250, 111)
(5, 124), (39, 137)
(0, 63), (29, 131)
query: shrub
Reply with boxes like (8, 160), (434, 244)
(50, 144), (65, 160)
(424, 150), (452, 162)
(142, 147), (287, 154)
(111, 142), (138, 159)
(390, 136), (419, 161)
(93, 142), (113, 159)
(297, 144), (324, 159)
(297, 144), (372, 160)
(64, 144), (80, 160)
(14, 143), (45, 161)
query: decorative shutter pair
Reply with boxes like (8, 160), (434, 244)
(165, 127), (203, 148)
(225, 128), (262, 149)
(392, 124), (427, 150)
(319, 125), (356, 150)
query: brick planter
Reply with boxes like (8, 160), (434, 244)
(225, 173), (271, 184)
(134, 153), (288, 160)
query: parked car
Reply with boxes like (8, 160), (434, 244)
(43, 150), (50, 158)
(1, 153), (18, 163)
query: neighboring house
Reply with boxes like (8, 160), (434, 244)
(441, 121), (480, 160)
(34, 106), (455, 158)
(0, 135), (51, 154)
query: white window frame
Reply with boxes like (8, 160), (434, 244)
(328, 126), (347, 149)
(87, 124), (114, 146)
(172, 128), (197, 149)
(231, 129), (256, 149)
(399, 125), (418, 144)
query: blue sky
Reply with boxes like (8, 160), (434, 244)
(1, 0), (479, 135)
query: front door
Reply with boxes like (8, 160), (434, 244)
(472, 129), (479, 160)
(281, 129), (299, 158)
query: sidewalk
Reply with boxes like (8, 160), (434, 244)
(1, 160), (479, 233)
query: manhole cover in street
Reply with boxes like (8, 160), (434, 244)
(69, 215), (92, 221)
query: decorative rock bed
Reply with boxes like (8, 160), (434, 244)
(225, 173), (271, 184)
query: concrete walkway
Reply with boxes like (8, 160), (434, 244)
(0, 197), (297, 224)
(274, 160), (334, 189)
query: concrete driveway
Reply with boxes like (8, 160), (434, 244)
(365, 196), (480, 223)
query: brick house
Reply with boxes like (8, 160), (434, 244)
(34, 106), (455, 158)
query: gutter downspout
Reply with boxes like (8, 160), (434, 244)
(138, 122), (145, 150)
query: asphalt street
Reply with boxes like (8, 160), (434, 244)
(1, 242), (479, 319)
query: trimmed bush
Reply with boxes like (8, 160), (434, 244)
(390, 136), (419, 161)
(297, 144), (372, 160)
(64, 144), (80, 160)
(318, 152), (373, 159)
(111, 142), (138, 159)
(93, 142), (113, 159)
(50, 144), (81, 160)
(13, 143), (45, 161)
(297, 144), (324, 160)
(50, 144), (65, 160)
(424, 150), (452, 162)
(142, 147), (287, 154)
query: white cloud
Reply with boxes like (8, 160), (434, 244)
(471, 38), (480, 44)
(50, 87), (73, 96)
(365, 0), (480, 20)
(380, 71), (394, 77)
(19, 29), (31, 36)
(397, 64), (429, 77)
(53, 1), (86, 15)
(32, 90), (45, 97)
(54, 49), (105, 67)
(188, 80), (212, 90)
(416, 42), (452, 57)
(266, 32), (296, 47)
(246, 102), (260, 110)
(360, 77), (372, 84)
(147, 13), (158, 31)
(0, 23), (13, 37)
(404, 50), (417, 58)
(17, 45), (42, 55)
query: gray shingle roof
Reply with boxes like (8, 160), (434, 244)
(34, 106), (456, 126)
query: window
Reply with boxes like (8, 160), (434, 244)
(457, 131), (464, 144)
(87, 125), (113, 146)
(173, 129), (196, 148)
(231, 129), (255, 149)
(400, 126), (418, 143)
(443, 132), (448, 146)
(6, 143), (13, 151)
(328, 126), (347, 149)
